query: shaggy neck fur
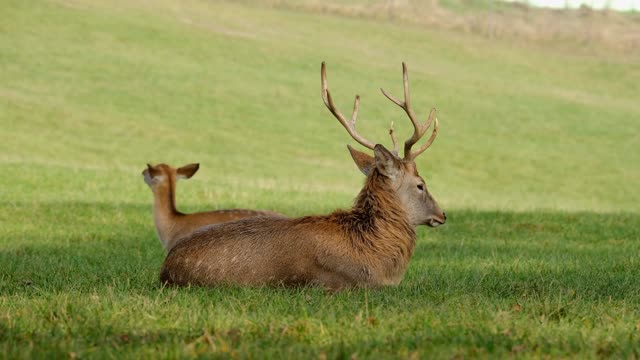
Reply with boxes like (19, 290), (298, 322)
(334, 170), (415, 253)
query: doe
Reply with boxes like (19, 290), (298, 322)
(143, 163), (282, 251)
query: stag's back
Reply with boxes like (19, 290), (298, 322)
(160, 216), (335, 287)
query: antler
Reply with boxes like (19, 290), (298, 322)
(380, 62), (439, 161)
(321, 62), (376, 151)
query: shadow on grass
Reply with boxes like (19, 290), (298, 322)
(1, 201), (639, 302)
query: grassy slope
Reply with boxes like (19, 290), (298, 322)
(1, 0), (639, 358)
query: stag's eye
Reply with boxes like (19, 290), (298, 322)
(417, 184), (425, 191)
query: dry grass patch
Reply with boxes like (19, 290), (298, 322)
(254, 0), (640, 53)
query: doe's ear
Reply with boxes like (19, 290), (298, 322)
(177, 163), (200, 180)
(347, 145), (375, 176)
(373, 144), (401, 179)
(145, 163), (161, 178)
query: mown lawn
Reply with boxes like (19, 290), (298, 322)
(1, 0), (639, 358)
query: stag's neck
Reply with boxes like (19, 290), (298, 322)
(152, 179), (183, 249)
(343, 171), (416, 246)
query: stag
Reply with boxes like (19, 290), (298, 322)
(160, 63), (446, 290)
(143, 163), (282, 251)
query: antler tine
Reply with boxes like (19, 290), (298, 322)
(409, 115), (439, 159)
(321, 62), (376, 151)
(389, 121), (399, 156)
(380, 62), (438, 161)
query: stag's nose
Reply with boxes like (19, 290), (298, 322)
(443, 211), (447, 221)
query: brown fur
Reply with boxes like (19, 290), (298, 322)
(160, 145), (445, 290)
(143, 163), (283, 251)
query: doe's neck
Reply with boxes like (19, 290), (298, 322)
(151, 177), (183, 248)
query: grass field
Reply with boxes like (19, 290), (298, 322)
(1, 0), (640, 358)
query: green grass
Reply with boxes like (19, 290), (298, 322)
(1, 0), (639, 358)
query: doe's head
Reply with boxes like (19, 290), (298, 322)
(142, 163), (200, 190)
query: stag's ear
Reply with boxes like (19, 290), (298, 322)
(177, 163), (200, 179)
(373, 144), (401, 179)
(347, 145), (375, 176)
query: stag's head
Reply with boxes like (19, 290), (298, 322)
(321, 62), (446, 227)
(142, 163), (200, 191)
